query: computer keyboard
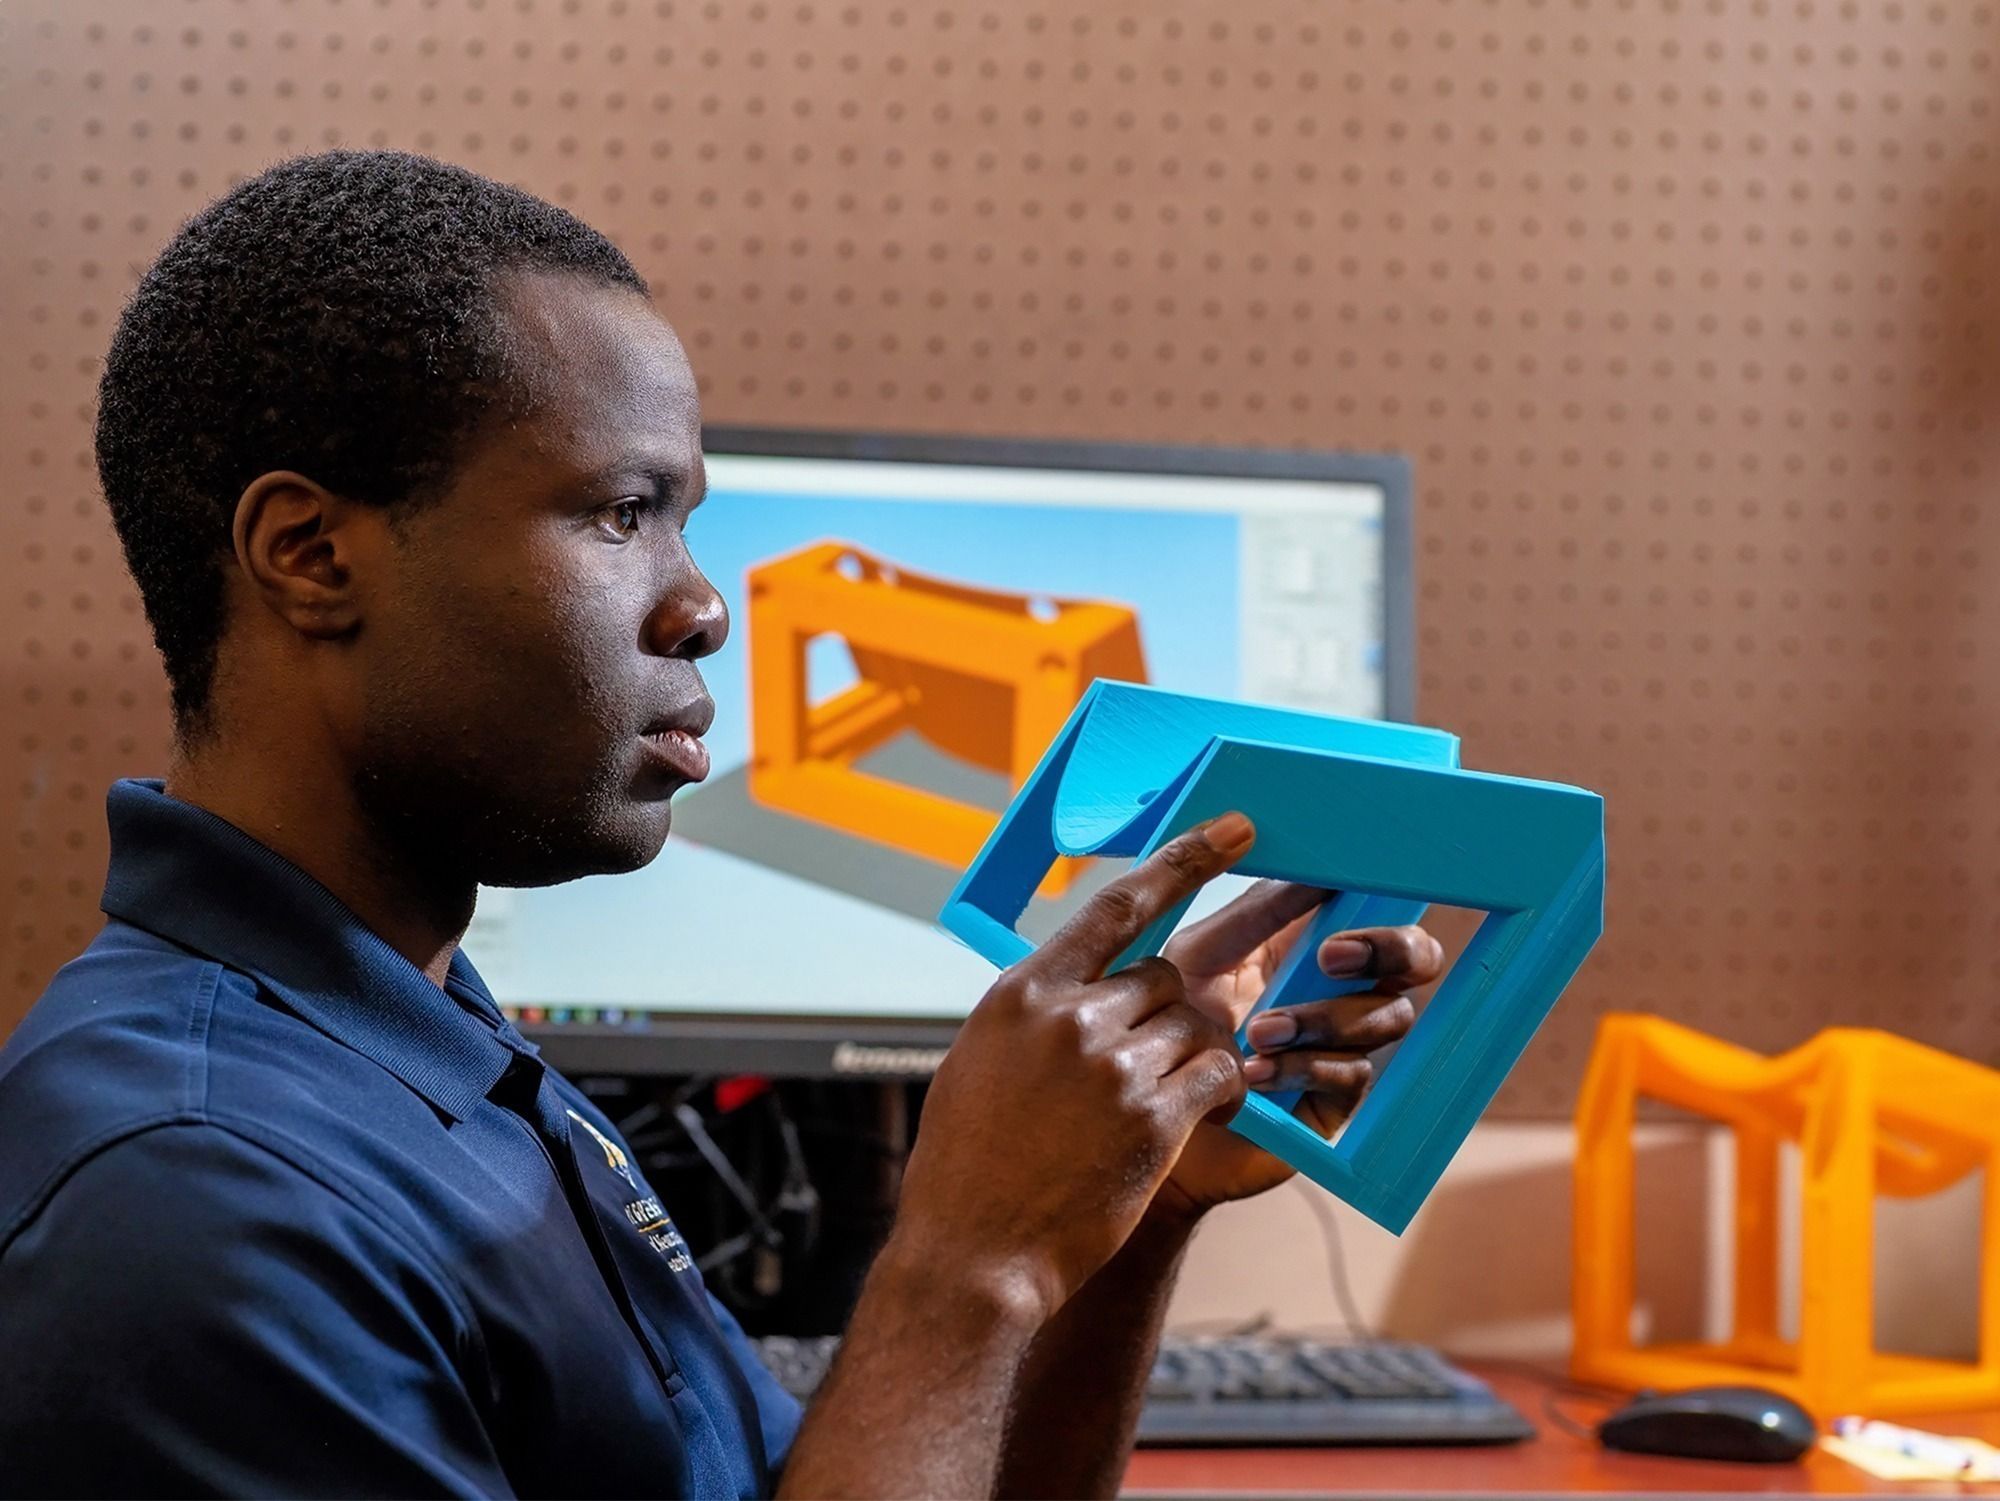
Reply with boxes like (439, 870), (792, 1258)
(751, 1332), (1534, 1448)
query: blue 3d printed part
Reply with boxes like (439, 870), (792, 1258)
(937, 681), (1605, 1233)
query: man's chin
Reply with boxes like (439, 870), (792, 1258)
(475, 804), (674, 889)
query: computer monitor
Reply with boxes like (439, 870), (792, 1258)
(474, 427), (1414, 1078)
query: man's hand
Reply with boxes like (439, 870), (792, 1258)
(1152, 864), (1444, 1219)
(889, 813), (1255, 1326)
(783, 813), (1423, 1500)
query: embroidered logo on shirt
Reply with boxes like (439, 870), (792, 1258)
(565, 1107), (640, 1192)
(621, 1192), (694, 1273)
(565, 1108), (693, 1273)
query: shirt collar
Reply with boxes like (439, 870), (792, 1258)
(99, 777), (535, 1123)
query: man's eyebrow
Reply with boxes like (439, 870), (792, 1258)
(580, 454), (702, 500)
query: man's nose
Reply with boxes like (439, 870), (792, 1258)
(643, 571), (730, 660)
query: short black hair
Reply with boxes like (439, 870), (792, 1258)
(95, 149), (650, 734)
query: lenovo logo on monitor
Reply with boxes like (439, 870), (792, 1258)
(831, 1042), (949, 1077)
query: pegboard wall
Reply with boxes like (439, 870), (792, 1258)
(3, 0), (1997, 1115)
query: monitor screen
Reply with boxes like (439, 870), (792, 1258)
(472, 429), (1412, 1073)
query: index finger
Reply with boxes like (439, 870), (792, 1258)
(1026, 812), (1257, 983)
(1164, 879), (1331, 976)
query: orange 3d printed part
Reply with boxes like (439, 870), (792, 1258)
(1573, 1014), (2000, 1418)
(746, 540), (1146, 893)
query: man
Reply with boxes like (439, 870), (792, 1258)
(0, 151), (1437, 1497)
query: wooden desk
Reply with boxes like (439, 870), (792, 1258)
(1123, 1365), (2000, 1497)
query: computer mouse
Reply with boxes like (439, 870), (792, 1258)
(1597, 1385), (1817, 1463)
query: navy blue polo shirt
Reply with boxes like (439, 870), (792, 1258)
(0, 779), (801, 1497)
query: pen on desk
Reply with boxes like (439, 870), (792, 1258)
(1831, 1417), (2000, 1479)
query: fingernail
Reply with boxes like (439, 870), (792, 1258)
(1321, 937), (1374, 978)
(1246, 1012), (1298, 1050)
(1204, 811), (1255, 855)
(1243, 1055), (1277, 1085)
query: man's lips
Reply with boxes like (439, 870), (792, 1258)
(638, 726), (711, 783)
(639, 698), (714, 783)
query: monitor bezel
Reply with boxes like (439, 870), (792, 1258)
(524, 423), (1416, 1079)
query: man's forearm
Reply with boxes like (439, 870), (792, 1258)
(779, 1234), (1046, 1499)
(995, 1208), (1201, 1500)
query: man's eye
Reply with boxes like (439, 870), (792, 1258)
(597, 499), (644, 541)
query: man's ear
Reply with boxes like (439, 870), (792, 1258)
(230, 471), (382, 639)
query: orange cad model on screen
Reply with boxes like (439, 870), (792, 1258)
(745, 540), (1148, 896)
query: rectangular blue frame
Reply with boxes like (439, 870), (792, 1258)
(939, 682), (1605, 1233)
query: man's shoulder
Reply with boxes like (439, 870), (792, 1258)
(0, 920), (428, 1254)
(0, 1097), (493, 1496)
(0, 921), (221, 1227)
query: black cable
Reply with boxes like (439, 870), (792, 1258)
(1474, 1357), (1628, 1441)
(1541, 1386), (1601, 1441)
(697, 1227), (765, 1275)
(630, 1086), (829, 1305)
(615, 1100), (666, 1139)
(1292, 1177), (1374, 1342)
(673, 1100), (780, 1245)
(778, 1119), (906, 1156)
(1169, 1312), (1275, 1338)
